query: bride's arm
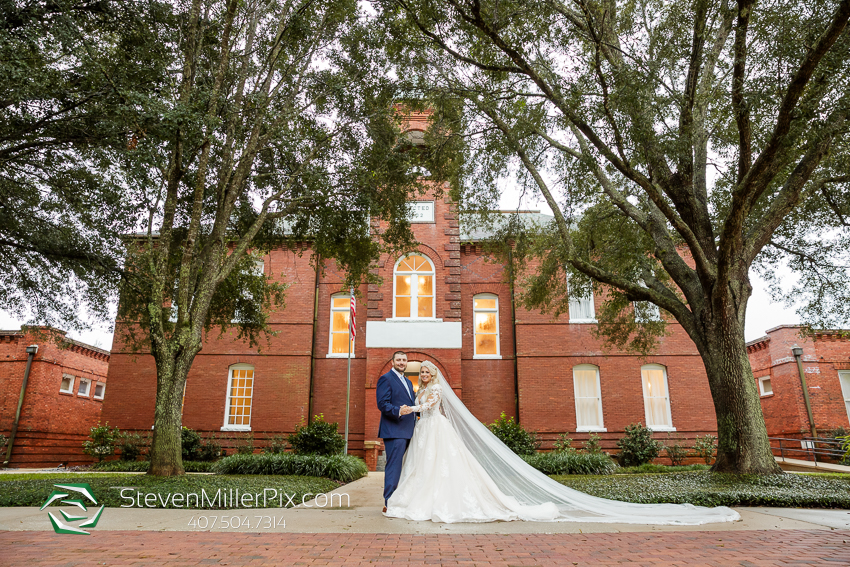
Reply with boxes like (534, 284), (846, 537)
(409, 385), (441, 412)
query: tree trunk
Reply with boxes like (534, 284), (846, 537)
(696, 305), (782, 474)
(148, 354), (193, 476)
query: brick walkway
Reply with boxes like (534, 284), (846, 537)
(1, 529), (848, 565)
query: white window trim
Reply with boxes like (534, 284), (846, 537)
(567, 283), (597, 323)
(221, 363), (255, 432)
(328, 293), (355, 356)
(77, 377), (91, 397)
(392, 254), (436, 319)
(758, 375), (773, 397)
(641, 364), (675, 431)
(473, 293), (501, 358)
(838, 370), (850, 423)
(93, 382), (105, 400)
(60, 374), (75, 394)
(573, 364), (605, 431)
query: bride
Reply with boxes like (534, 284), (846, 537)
(384, 360), (740, 525)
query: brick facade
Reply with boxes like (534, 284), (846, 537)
(0, 327), (109, 468)
(747, 325), (850, 444)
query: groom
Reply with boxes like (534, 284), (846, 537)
(376, 350), (417, 513)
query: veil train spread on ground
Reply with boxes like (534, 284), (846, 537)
(435, 369), (740, 525)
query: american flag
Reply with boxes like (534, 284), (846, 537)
(349, 289), (356, 338)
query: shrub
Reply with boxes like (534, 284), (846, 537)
(616, 423), (661, 467)
(199, 435), (223, 461)
(488, 412), (541, 457)
(263, 434), (288, 454)
(118, 432), (144, 462)
(212, 453), (367, 482)
(552, 433), (574, 453)
(0, 433), (8, 450)
(236, 432), (255, 455)
(82, 422), (119, 462)
(693, 434), (717, 465)
(288, 414), (345, 456)
(181, 427), (203, 461)
(582, 433), (603, 454)
(523, 451), (617, 475)
(663, 433), (688, 466)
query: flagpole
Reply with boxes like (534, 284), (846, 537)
(344, 287), (353, 455)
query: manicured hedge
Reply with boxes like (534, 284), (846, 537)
(552, 471), (850, 508)
(212, 453), (368, 483)
(0, 473), (338, 509)
(523, 451), (618, 475)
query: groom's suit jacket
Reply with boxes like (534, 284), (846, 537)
(376, 370), (417, 439)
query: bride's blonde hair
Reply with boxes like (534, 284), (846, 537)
(417, 360), (440, 392)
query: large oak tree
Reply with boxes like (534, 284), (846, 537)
(376, 0), (850, 473)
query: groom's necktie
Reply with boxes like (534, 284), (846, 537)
(395, 371), (412, 401)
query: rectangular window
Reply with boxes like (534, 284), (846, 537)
(233, 259), (265, 323)
(568, 285), (596, 322)
(839, 370), (850, 423)
(223, 367), (254, 430)
(77, 378), (91, 397)
(60, 374), (74, 393)
(758, 376), (773, 396)
(93, 383), (105, 400)
(573, 366), (605, 431)
(641, 365), (674, 430)
(329, 295), (355, 356)
(634, 301), (662, 322)
(473, 295), (500, 357)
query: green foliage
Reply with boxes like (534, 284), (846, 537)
(0, 473), (338, 509)
(523, 451), (617, 475)
(90, 460), (215, 473)
(118, 432), (144, 462)
(181, 427), (203, 461)
(199, 435), (223, 462)
(212, 453), (368, 483)
(616, 464), (711, 474)
(235, 432), (255, 456)
(582, 433), (603, 455)
(488, 412), (541, 457)
(693, 435), (718, 465)
(663, 433), (688, 466)
(616, 424), (662, 467)
(287, 415), (345, 456)
(263, 435), (288, 455)
(552, 472), (850, 508)
(82, 422), (119, 462)
(552, 433), (574, 453)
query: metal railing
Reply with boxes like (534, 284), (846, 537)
(769, 436), (847, 468)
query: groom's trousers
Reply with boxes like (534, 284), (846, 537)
(382, 437), (410, 505)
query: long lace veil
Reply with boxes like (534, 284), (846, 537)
(433, 368), (740, 525)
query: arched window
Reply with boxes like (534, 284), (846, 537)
(393, 254), (435, 318)
(641, 364), (674, 430)
(329, 293), (355, 356)
(573, 365), (605, 431)
(223, 364), (254, 431)
(473, 294), (500, 357)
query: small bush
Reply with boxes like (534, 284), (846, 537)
(523, 451), (617, 475)
(582, 433), (603, 454)
(616, 423), (661, 467)
(212, 453), (367, 482)
(199, 435), (223, 461)
(82, 422), (119, 462)
(288, 414), (345, 456)
(552, 433), (574, 453)
(663, 433), (688, 466)
(693, 434), (717, 465)
(263, 435), (288, 454)
(236, 432), (255, 455)
(488, 412), (541, 457)
(118, 432), (144, 462)
(182, 427), (203, 461)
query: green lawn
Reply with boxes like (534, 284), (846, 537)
(0, 473), (339, 509)
(553, 471), (850, 508)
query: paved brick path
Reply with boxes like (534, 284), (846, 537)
(1, 529), (848, 566)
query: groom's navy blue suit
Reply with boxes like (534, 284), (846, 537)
(376, 369), (417, 505)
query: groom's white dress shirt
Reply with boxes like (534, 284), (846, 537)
(392, 368), (413, 415)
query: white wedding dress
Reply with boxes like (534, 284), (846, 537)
(385, 374), (740, 525)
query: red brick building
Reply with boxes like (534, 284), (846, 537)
(0, 327), (109, 468)
(747, 325), (850, 443)
(101, 178), (722, 468)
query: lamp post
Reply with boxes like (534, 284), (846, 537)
(791, 345), (817, 439)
